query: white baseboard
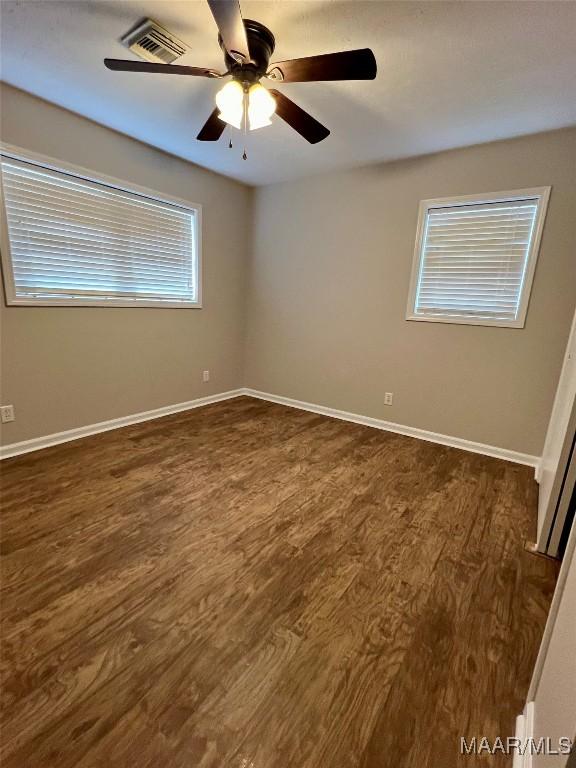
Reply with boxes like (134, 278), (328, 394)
(534, 461), (542, 484)
(512, 701), (535, 768)
(243, 388), (540, 469)
(1, 386), (541, 469)
(513, 711), (526, 768)
(524, 701), (535, 768)
(0, 389), (245, 460)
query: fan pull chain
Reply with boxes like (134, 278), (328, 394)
(242, 87), (248, 160)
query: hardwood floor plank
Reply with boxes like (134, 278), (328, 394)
(0, 396), (558, 767)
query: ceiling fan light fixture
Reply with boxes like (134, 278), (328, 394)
(247, 83), (276, 130)
(106, 2), (376, 146)
(215, 79), (244, 129)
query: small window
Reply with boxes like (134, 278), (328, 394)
(406, 188), (550, 328)
(0, 147), (201, 308)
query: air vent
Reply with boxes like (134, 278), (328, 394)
(121, 19), (189, 64)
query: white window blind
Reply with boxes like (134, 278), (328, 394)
(407, 189), (549, 328)
(0, 153), (200, 307)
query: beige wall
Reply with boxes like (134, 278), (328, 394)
(1, 84), (575, 456)
(0, 84), (252, 444)
(245, 129), (576, 456)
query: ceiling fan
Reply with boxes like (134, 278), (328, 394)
(104, 0), (377, 145)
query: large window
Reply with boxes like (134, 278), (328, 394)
(0, 146), (201, 308)
(406, 188), (550, 327)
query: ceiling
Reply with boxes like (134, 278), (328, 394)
(1, 0), (576, 186)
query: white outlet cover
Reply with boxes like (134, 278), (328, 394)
(1, 405), (15, 423)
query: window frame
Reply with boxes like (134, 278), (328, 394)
(405, 186), (551, 329)
(0, 143), (202, 309)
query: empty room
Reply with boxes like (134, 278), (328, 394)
(1, 1), (575, 766)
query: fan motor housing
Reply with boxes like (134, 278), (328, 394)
(219, 19), (275, 83)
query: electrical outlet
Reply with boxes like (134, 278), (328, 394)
(202, 370), (210, 383)
(384, 392), (393, 406)
(1, 405), (15, 423)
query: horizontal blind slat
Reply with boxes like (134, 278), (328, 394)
(13, 266), (189, 289)
(15, 286), (194, 301)
(3, 195), (192, 241)
(11, 252), (189, 275)
(4, 198), (193, 244)
(2, 164), (193, 219)
(11, 229), (188, 261)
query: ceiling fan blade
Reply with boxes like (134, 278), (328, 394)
(197, 108), (227, 141)
(268, 48), (377, 82)
(104, 59), (222, 77)
(206, 0), (250, 62)
(269, 90), (329, 144)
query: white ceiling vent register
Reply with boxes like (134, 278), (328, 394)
(121, 19), (189, 64)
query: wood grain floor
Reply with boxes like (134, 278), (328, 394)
(0, 396), (558, 767)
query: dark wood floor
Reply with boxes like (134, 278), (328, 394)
(0, 396), (558, 767)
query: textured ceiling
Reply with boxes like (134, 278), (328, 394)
(1, 0), (576, 186)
